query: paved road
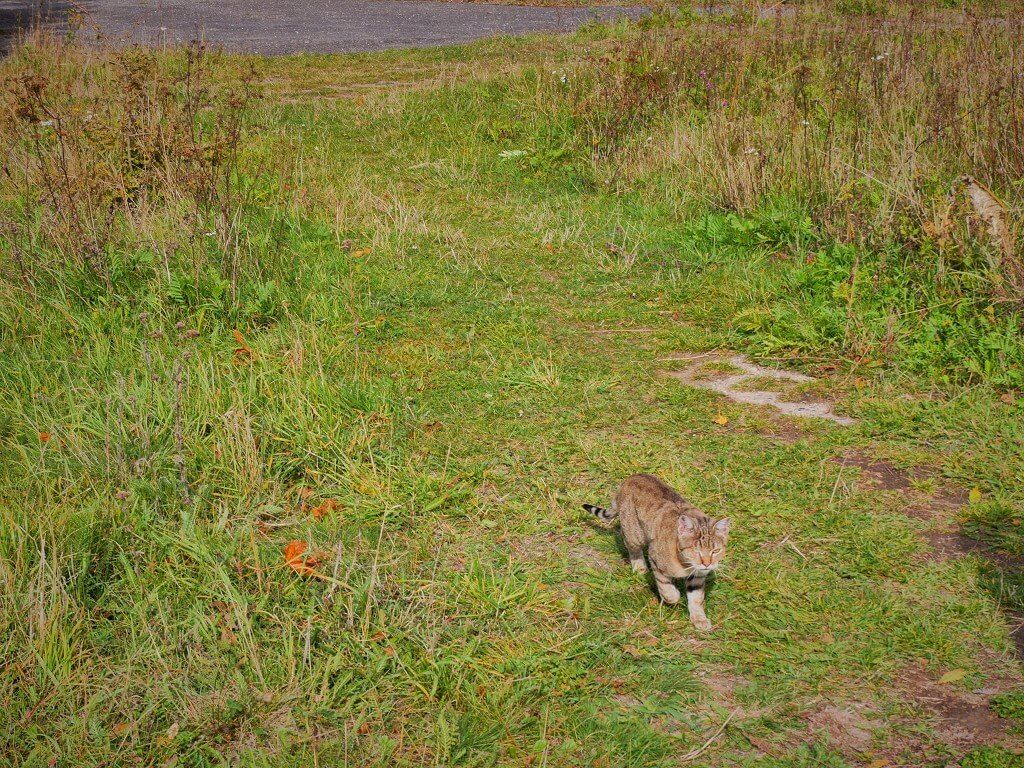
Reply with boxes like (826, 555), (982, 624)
(1, 0), (644, 55)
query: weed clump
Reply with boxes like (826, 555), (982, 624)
(0, 35), (286, 320)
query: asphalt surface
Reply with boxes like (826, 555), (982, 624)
(1, 0), (644, 55)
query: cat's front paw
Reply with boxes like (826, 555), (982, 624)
(657, 584), (681, 604)
(690, 614), (713, 632)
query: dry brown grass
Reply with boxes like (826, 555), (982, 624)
(565, 8), (1024, 300)
(0, 33), (268, 298)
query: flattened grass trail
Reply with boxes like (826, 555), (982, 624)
(2, 25), (1024, 768)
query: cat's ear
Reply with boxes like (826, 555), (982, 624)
(678, 515), (698, 543)
(713, 518), (731, 539)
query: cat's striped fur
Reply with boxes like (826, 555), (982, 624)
(584, 473), (730, 632)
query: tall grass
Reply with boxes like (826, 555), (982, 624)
(575, 10), (1022, 266)
(0, 35), (291, 318)
(550, 7), (1024, 384)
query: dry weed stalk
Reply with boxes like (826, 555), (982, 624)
(0, 34), (263, 298)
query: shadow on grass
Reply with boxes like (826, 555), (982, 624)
(582, 515), (724, 610)
(955, 505), (1024, 659)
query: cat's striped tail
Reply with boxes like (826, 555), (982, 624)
(583, 502), (617, 523)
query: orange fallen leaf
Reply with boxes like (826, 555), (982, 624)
(713, 414), (729, 426)
(351, 248), (371, 259)
(283, 540), (320, 575)
(233, 329), (253, 360)
(284, 539), (306, 562)
(39, 431), (51, 443)
(310, 498), (338, 520)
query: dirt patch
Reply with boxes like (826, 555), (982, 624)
(903, 487), (1024, 595)
(893, 664), (1022, 753)
(836, 450), (1024, 659)
(475, 480), (510, 509)
(919, 526), (1024, 568)
(831, 450), (917, 492)
(663, 352), (856, 426)
(805, 703), (880, 758)
(610, 693), (642, 709)
(834, 450), (986, 555)
(696, 668), (765, 719)
(793, 681), (1023, 764)
(731, 695), (889, 762)
(905, 490), (968, 523)
(756, 419), (810, 444)
(921, 524), (1024, 661)
(925, 550), (1024, 662)
(510, 531), (616, 572)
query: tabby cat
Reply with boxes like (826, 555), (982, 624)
(584, 473), (730, 632)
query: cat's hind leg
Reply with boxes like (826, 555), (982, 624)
(626, 545), (648, 574)
(618, 501), (648, 573)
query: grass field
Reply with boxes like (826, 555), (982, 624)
(2, 5), (1024, 766)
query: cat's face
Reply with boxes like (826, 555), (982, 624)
(677, 516), (730, 573)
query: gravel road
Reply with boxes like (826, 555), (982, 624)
(1, 0), (644, 55)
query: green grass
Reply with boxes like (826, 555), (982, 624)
(992, 691), (1024, 725)
(2, 13), (1024, 768)
(962, 747), (1024, 768)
